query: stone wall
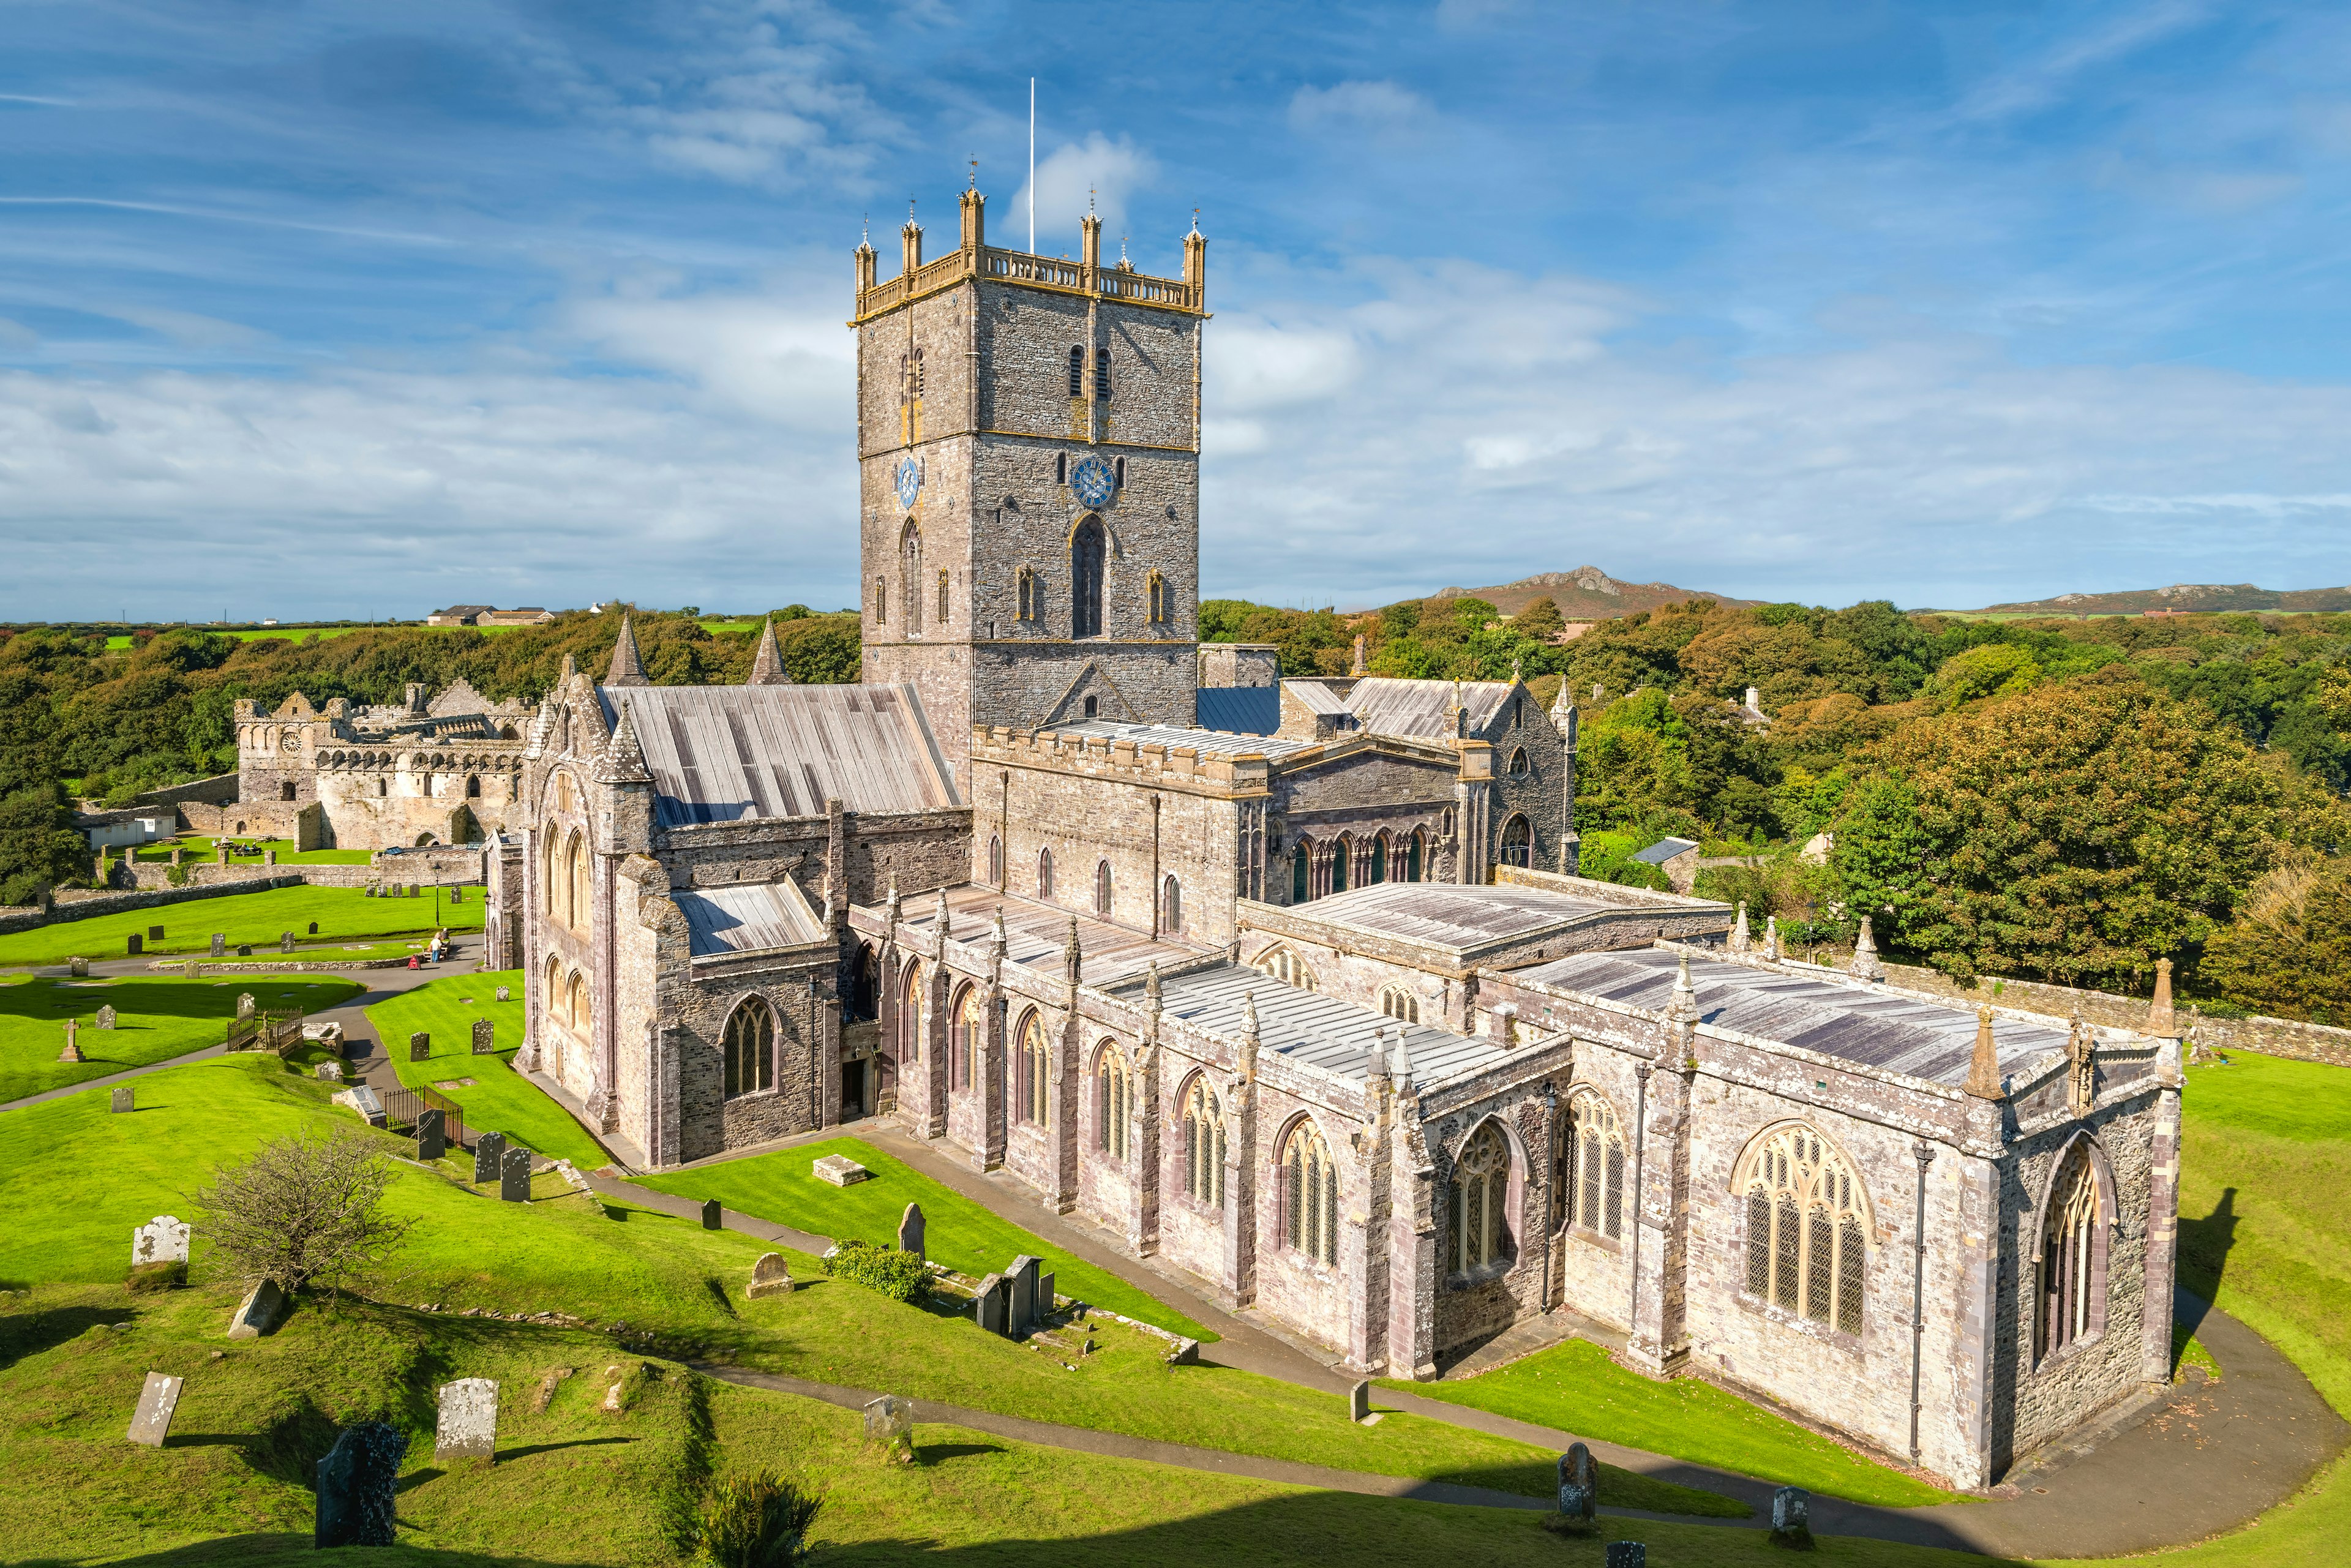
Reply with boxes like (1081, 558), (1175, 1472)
(0, 875), (307, 936)
(1881, 961), (2351, 1070)
(181, 799), (322, 847)
(129, 773), (239, 809)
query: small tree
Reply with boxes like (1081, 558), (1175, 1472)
(700, 1471), (820, 1567)
(195, 1131), (413, 1298)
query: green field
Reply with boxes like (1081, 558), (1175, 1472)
(187, 937), (428, 967)
(634, 1135), (1213, 1341)
(124, 835), (372, 866)
(0, 975), (362, 1103)
(366, 970), (610, 1169)
(0, 884), (483, 968)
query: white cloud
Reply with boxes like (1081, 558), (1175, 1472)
(1288, 81), (1435, 138)
(1011, 133), (1158, 255)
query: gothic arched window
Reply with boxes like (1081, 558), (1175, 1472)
(722, 996), (775, 1099)
(1501, 814), (1533, 868)
(1095, 1045), (1130, 1158)
(847, 947), (880, 1023)
(988, 835), (1003, 885)
(1072, 518), (1106, 638)
(1038, 847), (1055, 900)
(1408, 830), (1425, 882)
(1016, 566), (1039, 623)
(1370, 833), (1387, 884)
(1093, 859), (1112, 917)
(1020, 1010), (1050, 1123)
(1183, 1076), (1225, 1209)
(1741, 1125), (1867, 1335)
(1095, 343), (1113, 400)
(1067, 347), (1084, 397)
(1509, 748), (1529, 777)
(466, 775), (481, 798)
(1565, 1090), (1625, 1240)
(937, 568), (950, 627)
(1283, 1119), (1339, 1265)
(2041, 1140), (2108, 1359)
(566, 970), (592, 1039)
(1452, 1122), (1512, 1274)
(949, 984), (980, 1090)
(1256, 945), (1316, 991)
(896, 961), (923, 1065)
(1378, 986), (1419, 1024)
(901, 520), (924, 634)
(1161, 874), (1182, 934)
(1147, 569), (1167, 626)
(1329, 836), (1351, 895)
(875, 575), (888, 626)
(567, 831), (590, 934)
(1292, 842), (1310, 904)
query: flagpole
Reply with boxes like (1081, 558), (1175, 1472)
(1029, 77), (1036, 254)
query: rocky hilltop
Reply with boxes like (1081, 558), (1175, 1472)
(1976, 582), (2351, 615)
(1428, 566), (1761, 618)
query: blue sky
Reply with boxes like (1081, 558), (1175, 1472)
(7, 1), (2351, 622)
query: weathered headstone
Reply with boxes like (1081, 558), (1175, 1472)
(169, 849), (182, 868)
(281, 931), (296, 953)
(309, 921), (320, 934)
(264, 849), (277, 866)
(1603, 1545), (1646, 1568)
(364, 884), (375, 898)
(236, 992), (255, 1016)
(210, 934), (225, 957)
(1007, 1255), (1043, 1334)
(132, 1215), (190, 1267)
(415, 1108), (445, 1162)
(69, 956), (89, 977)
(315, 1060), (343, 1082)
(450, 886), (463, 904)
(1557, 1442), (1599, 1526)
(495, 985), (511, 1002)
(96, 1004), (117, 1029)
(471, 1019), (495, 1054)
(898, 1202), (926, 1262)
(1769, 1486), (1813, 1550)
(148, 925), (164, 940)
(435, 1378), (498, 1463)
(113, 1086), (135, 1113)
(500, 1145), (531, 1202)
(334, 1085), (386, 1127)
(410, 1031), (430, 1062)
(127, 934), (143, 955)
(128, 1371), (184, 1447)
(1038, 1271), (1054, 1315)
(410, 885), (420, 898)
(236, 945), (252, 957)
(1349, 1380), (1371, 1423)
(183, 959), (199, 977)
(314, 1421), (405, 1548)
(812, 1153), (871, 1187)
(974, 1273), (1010, 1336)
(474, 1130), (508, 1184)
(862, 1393), (914, 1462)
(700, 1198), (722, 1231)
(227, 1279), (285, 1340)
(59, 1019), (82, 1062)
(747, 1253), (794, 1299)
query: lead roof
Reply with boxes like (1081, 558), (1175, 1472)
(675, 879), (827, 956)
(1273, 881), (1625, 955)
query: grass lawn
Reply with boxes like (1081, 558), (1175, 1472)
(0, 974), (361, 1103)
(366, 970), (610, 1169)
(634, 1135), (1212, 1340)
(1385, 1337), (1952, 1507)
(187, 937), (430, 966)
(0, 883), (483, 968)
(126, 835), (372, 866)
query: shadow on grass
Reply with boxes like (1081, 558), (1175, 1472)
(2175, 1185), (2241, 1354)
(917, 1441), (1008, 1464)
(0, 1300), (137, 1371)
(17, 1534), (616, 1566)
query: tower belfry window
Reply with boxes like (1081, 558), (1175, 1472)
(1068, 347), (1084, 397)
(1072, 518), (1106, 637)
(912, 347), (925, 395)
(1055, 452), (1067, 484)
(1095, 344), (1112, 400)
(1114, 456), (1125, 489)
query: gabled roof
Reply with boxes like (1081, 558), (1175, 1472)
(1283, 680), (1353, 715)
(885, 886), (1203, 988)
(599, 684), (961, 826)
(1346, 677), (1515, 740)
(1047, 720), (1319, 760)
(675, 879), (827, 956)
(1196, 686), (1280, 735)
(1272, 881), (1622, 954)
(1630, 836), (1701, 865)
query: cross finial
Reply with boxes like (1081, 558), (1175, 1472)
(969, 154), (978, 189)
(1190, 206), (1201, 235)
(907, 196), (917, 224)
(1120, 234), (1128, 264)
(1089, 185), (1097, 216)
(862, 212), (869, 245)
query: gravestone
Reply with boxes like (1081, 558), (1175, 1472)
(410, 885), (420, 898)
(127, 934), (142, 955)
(474, 1130), (508, 1184)
(862, 1394), (914, 1462)
(334, 1085), (386, 1127)
(314, 1422), (405, 1548)
(236, 945), (252, 957)
(113, 1086), (135, 1113)
(973, 1273), (1010, 1336)
(227, 1279), (285, 1340)
(495, 985), (511, 1002)
(210, 934), (225, 957)
(700, 1198), (722, 1231)
(415, 1108), (445, 1162)
(59, 1019), (82, 1063)
(183, 960), (199, 977)
(1349, 1381), (1371, 1423)
(309, 921), (319, 934)
(897, 1202), (925, 1262)
(812, 1154), (871, 1187)
(169, 849), (182, 868)
(500, 1145), (531, 1202)
(132, 1215), (190, 1267)
(435, 1378), (498, 1462)
(264, 850), (277, 866)
(1557, 1442), (1599, 1526)
(1603, 1545), (1646, 1568)
(315, 1060), (343, 1082)
(236, 992), (255, 1017)
(1038, 1271), (1054, 1315)
(280, 932), (295, 953)
(148, 925), (164, 940)
(409, 1031), (430, 1062)
(97, 1005), (116, 1029)
(364, 885), (375, 898)
(471, 1019), (495, 1054)
(451, 886), (463, 904)
(1769, 1486), (1813, 1550)
(70, 956), (88, 977)
(127, 1371), (183, 1447)
(747, 1253), (793, 1299)
(1007, 1255), (1043, 1334)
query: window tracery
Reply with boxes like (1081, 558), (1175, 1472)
(1096, 1045), (1131, 1158)
(1740, 1126), (1866, 1334)
(722, 996), (775, 1099)
(1284, 1119), (1338, 1264)
(1256, 945), (1316, 991)
(1378, 986), (1419, 1024)
(1182, 1076), (1225, 1209)
(2041, 1140), (2107, 1358)
(1452, 1122), (1512, 1273)
(1565, 1090), (1625, 1240)
(1021, 1010), (1050, 1123)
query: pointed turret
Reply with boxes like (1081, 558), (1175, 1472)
(1351, 634), (1367, 677)
(561, 651), (579, 683)
(1063, 915), (1082, 986)
(934, 887), (952, 939)
(594, 702), (653, 784)
(1146, 960), (1163, 1016)
(605, 614), (649, 688)
(2146, 956), (2179, 1038)
(1667, 952), (1699, 1024)
(1764, 914), (1782, 963)
(1730, 902), (1751, 954)
(1850, 915), (1885, 982)
(747, 617), (793, 685)
(1390, 1026), (1414, 1095)
(1965, 1005), (2005, 1100)
(885, 876), (901, 925)
(1239, 991), (1261, 1079)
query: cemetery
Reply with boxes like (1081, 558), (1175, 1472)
(0, 973), (362, 1101)
(0, 882), (482, 969)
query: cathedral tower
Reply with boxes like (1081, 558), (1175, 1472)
(854, 184), (1207, 786)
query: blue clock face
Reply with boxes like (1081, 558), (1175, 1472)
(894, 457), (922, 510)
(1070, 456), (1116, 509)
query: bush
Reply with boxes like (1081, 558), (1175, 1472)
(821, 1238), (931, 1304)
(195, 1130), (413, 1297)
(700, 1470), (820, 1568)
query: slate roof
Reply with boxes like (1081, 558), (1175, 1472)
(888, 886), (1207, 989)
(1284, 680), (1354, 715)
(1631, 836), (1701, 865)
(1277, 881), (1622, 955)
(675, 879), (827, 956)
(1106, 961), (1507, 1089)
(1513, 947), (2077, 1088)
(1194, 686), (1281, 735)
(1047, 721), (1318, 760)
(601, 685), (961, 827)
(1346, 677), (1515, 740)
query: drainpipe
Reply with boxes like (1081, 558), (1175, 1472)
(1910, 1139), (1936, 1460)
(1629, 1059), (1652, 1342)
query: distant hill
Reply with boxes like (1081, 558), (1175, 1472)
(1428, 566), (1761, 619)
(1971, 583), (2351, 616)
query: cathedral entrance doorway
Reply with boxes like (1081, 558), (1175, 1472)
(841, 1057), (870, 1121)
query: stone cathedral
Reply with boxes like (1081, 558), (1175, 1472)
(508, 187), (2180, 1493)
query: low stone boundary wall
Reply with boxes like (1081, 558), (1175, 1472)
(149, 956), (416, 974)
(0, 876), (308, 936)
(129, 774), (240, 809)
(1882, 961), (2351, 1070)
(2, 863), (483, 942)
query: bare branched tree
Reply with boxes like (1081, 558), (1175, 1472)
(195, 1130), (414, 1298)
